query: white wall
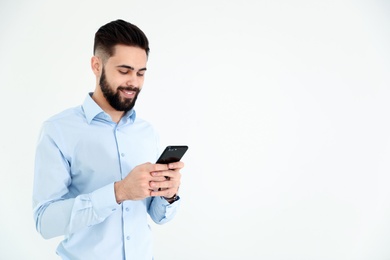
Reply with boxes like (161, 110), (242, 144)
(1, 0), (390, 259)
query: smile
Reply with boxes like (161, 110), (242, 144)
(120, 89), (136, 98)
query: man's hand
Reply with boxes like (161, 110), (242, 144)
(150, 161), (184, 199)
(114, 163), (169, 203)
(114, 161), (184, 204)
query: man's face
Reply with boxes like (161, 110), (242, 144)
(99, 45), (147, 112)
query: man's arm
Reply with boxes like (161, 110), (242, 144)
(32, 124), (120, 239)
(33, 183), (120, 239)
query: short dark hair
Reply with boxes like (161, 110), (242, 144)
(93, 19), (150, 59)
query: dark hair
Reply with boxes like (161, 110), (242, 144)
(93, 19), (150, 58)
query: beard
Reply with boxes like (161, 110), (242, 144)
(99, 67), (140, 112)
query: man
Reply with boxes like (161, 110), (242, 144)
(33, 19), (184, 259)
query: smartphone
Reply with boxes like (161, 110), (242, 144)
(156, 145), (188, 164)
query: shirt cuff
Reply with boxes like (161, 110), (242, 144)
(160, 195), (181, 206)
(89, 182), (121, 219)
(159, 195), (180, 217)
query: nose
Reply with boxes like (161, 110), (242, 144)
(126, 73), (138, 87)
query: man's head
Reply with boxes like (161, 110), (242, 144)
(91, 20), (149, 115)
(94, 19), (149, 62)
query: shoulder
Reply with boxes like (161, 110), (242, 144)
(133, 116), (157, 131)
(41, 105), (85, 134)
(45, 105), (84, 124)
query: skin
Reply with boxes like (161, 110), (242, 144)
(90, 44), (183, 203)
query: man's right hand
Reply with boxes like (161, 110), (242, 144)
(114, 163), (169, 203)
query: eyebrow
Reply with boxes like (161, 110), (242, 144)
(117, 65), (147, 71)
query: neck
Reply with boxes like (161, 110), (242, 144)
(91, 91), (124, 123)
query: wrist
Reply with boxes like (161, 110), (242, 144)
(163, 194), (178, 204)
(114, 181), (126, 204)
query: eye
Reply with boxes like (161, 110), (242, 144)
(137, 72), (145, 77)
(119, 70), (128, 75)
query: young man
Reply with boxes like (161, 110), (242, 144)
(33, 19), (184, 259)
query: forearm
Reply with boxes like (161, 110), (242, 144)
(34, 183), (120, 239)
(34, 199), (74, 239)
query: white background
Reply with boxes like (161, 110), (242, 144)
(1, 0), (390, 259)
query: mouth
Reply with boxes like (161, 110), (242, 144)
(119, 88), (137, 98)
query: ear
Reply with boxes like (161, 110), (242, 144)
(91, 56), (101, 76)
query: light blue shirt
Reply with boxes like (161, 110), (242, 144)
(33, 93), (180, 260)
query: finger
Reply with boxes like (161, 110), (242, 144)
(150, 188), (176, 197)
(149, 175), (167, 182)
(149, 180), (173, 190)
(151, 170), (174, 178)
(148, 163), (170, 172)
(152, 170), (181, 179)
(167, 161), (184, 170)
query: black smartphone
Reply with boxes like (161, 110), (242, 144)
(156, 145), (188, 164)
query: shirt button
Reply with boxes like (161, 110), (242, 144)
(125, 207), (129, 211)
(121, 153), (125, 157)
(126, 236), (130, 240)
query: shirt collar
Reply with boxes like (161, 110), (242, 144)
(82, 92), (136, 124)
